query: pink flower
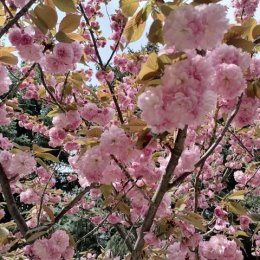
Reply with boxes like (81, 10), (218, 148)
(209, 44), (250, 71)
(20, 188), (40, 204)
(199, 235), (243, 260)
(10, 152), (36, 177)
(8, 28), (22, 46)
(53, 110), (81, 130)
(13, 0), (29, 8)
(50, 230), (70, 254)
(107, 213), (121, 224)
(232, 96), (259, 128)
(18, 44), (43, 62)
(163, 4), (228, 51)
(212, 64), (246, 99)
(53, 43), (74, 65)
(239, 215), (251, 230)
(48, 127), (66, 147)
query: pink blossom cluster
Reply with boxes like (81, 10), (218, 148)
(232, 0), (259, 19)
(0, 150), (36, 178)
(114, 55), (142, 74)
(253, 231), (260, 256)
(75, 125), (136, 186)
(29, 230), (74, 260)
(163, 4), (229, 51)
(80, 102), (115, 126)
(0, 65), (11, 96)
(41, 42), (83, 74)
(12, 0), (29, 8)
(138, 54), (217, 132)
(8, 27), (43, 62)
(199, 235), (244, 260)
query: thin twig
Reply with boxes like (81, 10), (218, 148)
(0, 0), (36, 39)
(37, 63), (66, 113)
(0, 0), (21, 28)
(37, 172), (54, 227)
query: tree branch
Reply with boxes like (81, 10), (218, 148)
(53, 185), (97, 224)
(0, 0), (36, 39)
(37, 63), (66, 113)
(0, 163), (28, 236)
(130, 126), (188, 260)
(168, 94), (244, 190)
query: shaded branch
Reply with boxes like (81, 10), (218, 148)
(0, 163), (28, 236)
(54, 184), (99, 224)
(0, 0), (36, 39)
(37, 63), (66, 113)
(130, 127), (188, 260)
(168, 94), (244, 190)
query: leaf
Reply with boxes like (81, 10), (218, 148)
(35, 158), (49, 171)
(226, 201), (247, 215)
(0, 50), (18, 65)
(29, 11), (48, 34)
(227, 190), (247, 200)
(66, 32), (85, 41)
(46, 108), (61, 117)
(79, 127), (103, 138)
(0, 15), (6, 26)
(123, 118), (147, 132)
(137, 52), (159, 81)
(148, 19), (164, 44)
(253, 24), (260, 39)
(136, 128), (153, 149)
(123, 7), (148, 43)
(34, 4), (58, 30)
(56, 31), (74, 43)
(43, 206), (55, 222)
(159, 2), (178, 17)
(26, 230), (48, 243)
(227, 38), (254, 53)
(37, 153), (60, 162)
(120, 0), (139, 17)
(241, 18), (256, 41)
(44, 0), (55, 8)
(179, 212), (206, 231)
(100, 184), (113, 198)
(0, 227), (9, 246)
(33, 144), (54, 154)
(53, 0), (75, 13)
(59, 14), (81, 33)
(117, 201), (130, 216)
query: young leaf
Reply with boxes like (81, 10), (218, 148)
(120, 0), (139, 17)
(53, 0), (75, 13)
(59, 14), (81, 33)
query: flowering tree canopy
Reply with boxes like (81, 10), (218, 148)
(0, 0), (260, 259)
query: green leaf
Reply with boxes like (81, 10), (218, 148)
(226, 201), (247, 215)
(53, 0), (75, 12)
(0, 50), (18, 65)
(227, 38), (254, 53)
(137, 52), (159, 81)
(120, 0), (139, 17)
(123, 4), (151, 43)
(253, 24), (260, 39)
(122, 118), (147, 132)
(56, 31), (74, 43)
(148, 19), (164, 44)
(34, 4), (57, 30)
(59, 14), (81, 33)
(179, 212), (206, 232)
(37, 152), (60, 162)
(227, 190), (247, 200)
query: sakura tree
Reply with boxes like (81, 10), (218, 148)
(0, 0), (260, 259)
